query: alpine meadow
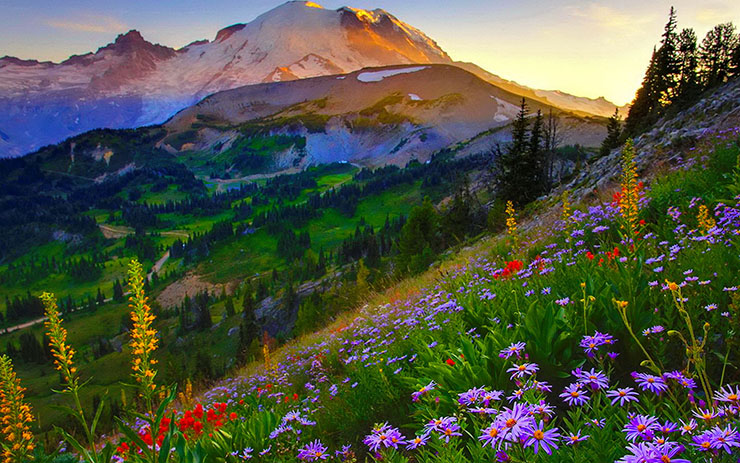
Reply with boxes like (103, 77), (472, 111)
(1, 2), (740, 462)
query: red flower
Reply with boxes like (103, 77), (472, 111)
(446, 358), (455, 366)
(116, 442), (130, 454)
(586, 251), (594, 260)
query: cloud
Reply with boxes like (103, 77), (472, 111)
(45, 14), (126, 33)
(695, 5), (731, 26)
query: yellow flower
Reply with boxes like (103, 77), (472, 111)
(505, 200), (519, 250)
(0, 355), (35, 463)
(697, 204), (716, 233)
(128, 259), (159, 405)
(617, 139), (642, 237)
(42, 292), (78, 390)
(665, 280), (679, 292)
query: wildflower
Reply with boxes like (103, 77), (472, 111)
(479, 424), (502, 448)
(42, 292), (78, 389)
(697, 204), (716, 232)
(623, 414), (660, 442)
(606, 387), (639, 406)
(506, 362), (539, 379)
(709, 424), (740, 453)
(0, 355), (35, 463)
(128, 259), (159, 404)
(506, 200), (518, 249)
(297, 439), (329, 461)
(499, 342), (526, 360)
(523, 420), (560, 455)
(434, 417), (462, 443)
(559, 383), (590, 406)
(411, 380), (436, 402)
(633, 373), (668, 395)
(574, 368), (609, 390)
(493, 403), (535, 443)
(651, 442), (692, 463)
(445, 358), (455, 366)
(715, 384), (740, 404)
(363, 423), (406, 452)
(564, 431), (589, 445)
(405, 433), (429, 450)
(616, 139), (642, 236)
(679, 419), (697, 435)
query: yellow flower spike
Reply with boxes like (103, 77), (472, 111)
(127, 259), (159, 412)
(0, 355), (35, 463)
(42, 292), (78, 390)
(505, 200), (519, 251)
(697, 204), (716, 233)
(617, 139), (642, 239)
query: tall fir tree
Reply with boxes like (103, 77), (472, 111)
(497, 98), (530, 204)
(675, 28), (701, 107)
(699, 22), (739, 88)
(527, 109), (547, 196)
(600, 109), (623, 156)
(655, 7), (680, 105)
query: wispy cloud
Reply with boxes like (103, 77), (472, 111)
(45, 14), (126, 33)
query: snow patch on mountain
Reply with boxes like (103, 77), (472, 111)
(357, 66), (428, 82)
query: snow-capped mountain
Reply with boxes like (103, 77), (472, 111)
(0, 1), (619, 157)
(0, 1), (450, 157)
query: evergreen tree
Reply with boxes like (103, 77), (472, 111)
(112, 279), (124, 301)
(527, 109), (547, 194)
(224, 296), (235, 317)
(497, 98), (530, 204)
(600, 109), (623, 156)
(655, 7), (680, 104)
(699, 22), (739, 88)
(397, 197), (439, 274)
(675, 28), (701, 107)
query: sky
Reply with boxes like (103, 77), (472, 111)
(1, 0), (739, 105)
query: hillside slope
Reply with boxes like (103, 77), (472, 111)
(162, 64), (606, 172)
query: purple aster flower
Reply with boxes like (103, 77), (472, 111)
(709, 424), (740, 454)
(651, 442), (691, 463)
(692, 408), (719, 423)
(555, 297), (571, 306)
(633, 373), (668, 394)
(506, 362), (539, 379)
(405, 433), (429, 450)
(522, 420), (560, 455)
(617, 442), (654, 463)
(434, 417), (462, 443)
(297, 440), (329, 461)
(363, 423), (406, 452)
(659, 420), (678, 434)
(411, 380), (437, 402)
(458, 387), (486, 406)
(499, 342), (526, 359)
(564, 431), (589, 445)
(715, 384), (740, 404)
(663, 370), (697, 390)
(691, 431), (714, 452)
(623, 414), (660, 442)
(574, 367), (609, 390)
(606, 387), (639, 406)
(479, 423), (503, 448)
(493, 403), (536, 443)
(678, 419), (697, 435)
(559, 382), (590, 406)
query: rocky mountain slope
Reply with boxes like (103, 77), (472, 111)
(0, 1), (621, 157)
(160, 64), (606, 172)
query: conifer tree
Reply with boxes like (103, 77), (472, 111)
(528, 109), (546, 194)
(655, 7), (680, 104)
(675, 28), (701, 107)
(497, 98), (530, 204)
(699, 22), (738, 88)
(600, 109), (623, 156)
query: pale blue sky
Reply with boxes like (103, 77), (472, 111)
(1, 1), (739, 104)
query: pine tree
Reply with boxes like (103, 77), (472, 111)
(655, 7), (680, 104)
(699, 22), (739, 88)
(224, 296), (235, 317)
(497, 98), (530, 204)
(527, 109), (546, 196)
(675, 28), (701, 107)
(600, 109), (623, 156)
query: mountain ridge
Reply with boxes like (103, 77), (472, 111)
(0, 1), (620, 157)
